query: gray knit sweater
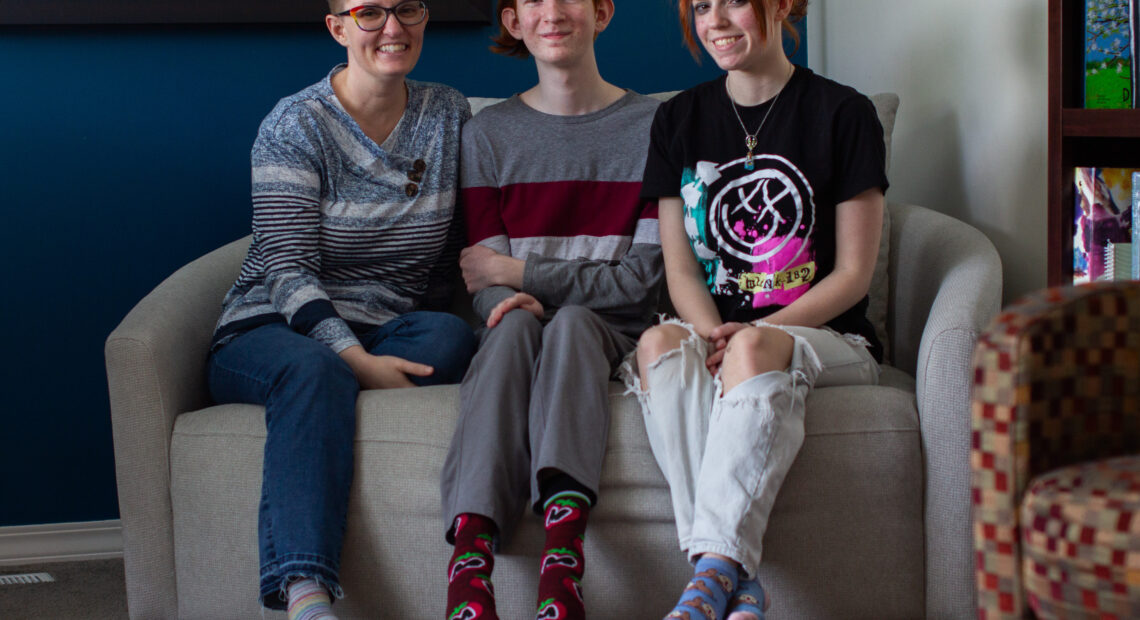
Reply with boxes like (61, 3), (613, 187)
(212, 65), (471, 353)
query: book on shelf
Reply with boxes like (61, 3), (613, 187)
(1073, 167), (1136, 283)
(1085, 0), (1133, 108)
(1134, 0), (1140, 106)
(1133, 172), (1139, 277)
(1104, 242), (1133, 279)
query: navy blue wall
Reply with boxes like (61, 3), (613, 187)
(0, 4), (804, 527)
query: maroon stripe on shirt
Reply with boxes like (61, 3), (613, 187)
(463, 180), (654, 245)
(640, 199), (660, 221)
(462, 186), (505, 245)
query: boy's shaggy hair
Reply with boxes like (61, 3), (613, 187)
(489, 0), (603, 59)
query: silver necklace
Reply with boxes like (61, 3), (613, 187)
(726, 66), (793, 171)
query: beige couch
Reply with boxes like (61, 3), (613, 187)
(105, 94), (1001, 619)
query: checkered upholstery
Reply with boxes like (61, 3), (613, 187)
(972, 282), (1140, 619)
(1020, 456), (1140, 619)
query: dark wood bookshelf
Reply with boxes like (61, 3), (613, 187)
(1047, 0), (1140, 285)
(1062, 109), (1140, 136)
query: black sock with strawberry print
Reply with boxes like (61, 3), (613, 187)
(447, 513), (498, 620)
(535, 490), (591, 620)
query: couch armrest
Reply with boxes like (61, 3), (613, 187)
(972, 282), (1140, 619)
(104, 236), (250, 619)
(886, 202), (1003, 619)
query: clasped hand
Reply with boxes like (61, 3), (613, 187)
(460, 244), (523, 293)
(703, 321), (751, 375)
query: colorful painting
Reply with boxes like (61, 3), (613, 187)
(1085, 0), (1134, 108)
(1073, 167), (1137, 282)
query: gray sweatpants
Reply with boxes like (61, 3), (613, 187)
(439, 305), (635, 546)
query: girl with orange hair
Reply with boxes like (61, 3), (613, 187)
(625, 1), (889, 618)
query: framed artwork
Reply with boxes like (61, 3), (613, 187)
(0, 0), (490, 25)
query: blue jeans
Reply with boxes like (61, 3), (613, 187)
(206, 311), (476, 609)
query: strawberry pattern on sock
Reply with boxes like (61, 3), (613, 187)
(535, 495), (589, 620)
(447, 513), (499, 620)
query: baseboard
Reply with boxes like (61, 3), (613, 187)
(0, 520), (122, 566)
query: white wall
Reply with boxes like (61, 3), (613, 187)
(809, 0), (1048, 302)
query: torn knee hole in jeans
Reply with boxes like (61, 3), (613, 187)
(647, 319), (708, 392)
(620, 316), (706, 400)
(750, 322), (824, 388)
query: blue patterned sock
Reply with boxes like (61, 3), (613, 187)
(666, 555), (738, 620)
(725, 577), (768, 619)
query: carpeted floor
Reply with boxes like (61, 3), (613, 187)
(0, 558), (127, 619)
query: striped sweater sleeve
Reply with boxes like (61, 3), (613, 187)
(523, 198), (663, 323)
(420, 201), (466, 312)
(421, 97), (473, 312)
(251, 120), (360, 353)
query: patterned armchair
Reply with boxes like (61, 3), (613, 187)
(972, 282), (1140, 619)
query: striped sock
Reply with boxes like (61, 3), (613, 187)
(286, 578), (337, 620)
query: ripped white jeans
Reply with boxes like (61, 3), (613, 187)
(620, 319), (880, 578)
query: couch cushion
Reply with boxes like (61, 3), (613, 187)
(170, 371), (922, 619)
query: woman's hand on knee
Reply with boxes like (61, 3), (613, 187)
(487, 292), (543, 328)
(339, 346), (433, 389)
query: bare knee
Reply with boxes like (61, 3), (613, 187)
(721, 326), (794, 392)
(635, 324), (690, 390)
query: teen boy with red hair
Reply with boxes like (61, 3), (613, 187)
(439, 1), (662, 618)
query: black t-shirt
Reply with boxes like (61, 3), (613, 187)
(642, 66), (889, 361)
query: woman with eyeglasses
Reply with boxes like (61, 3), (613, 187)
(205, 1), (476, 617)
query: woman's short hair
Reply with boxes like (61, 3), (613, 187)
(490, 0), (602, 58)
(677, 0), (808, 61)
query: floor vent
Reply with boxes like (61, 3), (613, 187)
(0, 572), (55, 585)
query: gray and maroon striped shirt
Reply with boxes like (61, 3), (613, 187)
(461, 92), (663, 336)
(212, 65), (470, 353)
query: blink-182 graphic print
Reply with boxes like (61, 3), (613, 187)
(680, 153), (816, 309)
